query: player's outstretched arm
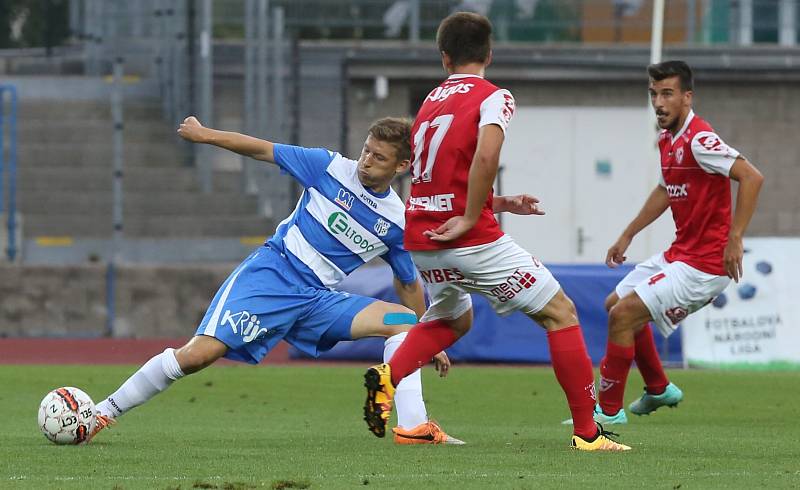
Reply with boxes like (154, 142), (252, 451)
(492, 194), (545, 215)
(177, 116), (276, 163)
(724, 157), (764, 282)
(606, 185), (670, 267)
(425, 124), (504, 242)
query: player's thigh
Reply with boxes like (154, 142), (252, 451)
(195, 247), (306, 365)
(614, 252), (668, 299)
(414, 236), (558, 319)
(410, 252), (475, 337)
(286, 290), (376, 357)
(632, 260), (729, 338)
(608, 291), (653, 334)
(349, 300), (417, 339)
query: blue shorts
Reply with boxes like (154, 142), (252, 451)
(195, 246), (376, 364)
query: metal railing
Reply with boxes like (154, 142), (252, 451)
(0, 84), (18, 262)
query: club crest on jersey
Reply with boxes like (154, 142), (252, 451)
(334, 188), (354, 211)
(665, 307), (688, 325)
(373, 218), (390, 237)
(675, 147), (684, 164)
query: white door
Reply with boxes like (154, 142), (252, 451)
(500, 107), (674, 263)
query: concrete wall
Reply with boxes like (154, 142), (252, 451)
(347, 78), (800, 237)
(0, 264), (233, 338)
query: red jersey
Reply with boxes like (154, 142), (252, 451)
(404, 74), (515, 250)
(659, 111), (740, 276)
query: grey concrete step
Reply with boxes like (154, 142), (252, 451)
(23, 214), (273, 238)
(17, 119), (178, 145)
(18, 99), (164, 121)
(19, 191), (260, 216)
(17, 167), (245, 193)
(18, 143), (185, 167)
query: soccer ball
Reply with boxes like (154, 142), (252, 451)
(38, 387), (97, 445)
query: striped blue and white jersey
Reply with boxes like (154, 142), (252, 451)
(266, 144), (417, 289)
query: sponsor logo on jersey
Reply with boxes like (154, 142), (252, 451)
(373, 218), (390, 237)
(327, 212), (377, 252)
(488, 268), (537, 303)
(220, 310), (269, 342)
(358, 192), (378, 210)
(419, 267), (465, 284)
(426, 83), (474, 102)
(408, 193), (455, 212)
(334, 188), (354, 211)
(665, 306), (689, 325)
(666, 183), (688, 198)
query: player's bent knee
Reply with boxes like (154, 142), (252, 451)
(608, 302), (638, 333)
(175, 336), (226, 374)
(550, 292), (579, 327)
(604, 292), (619, 312)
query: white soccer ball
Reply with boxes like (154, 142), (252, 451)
(38, 387), (97, 445)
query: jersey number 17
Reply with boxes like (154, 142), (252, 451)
(411, 114), (454, 184)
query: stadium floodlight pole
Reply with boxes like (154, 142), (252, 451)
(644, 0), (665, 306)
(272, 6), (291, 216)
(650, 0), (664, 66)
(254, 0), (271, 216)
(409, 0), (420, 43)
(198, 0), (214, 193)
(779, 0), (797, 46)
(0, 84), (18, 261)
(242, 0), (258, 194)
(107, 57), (125, 337)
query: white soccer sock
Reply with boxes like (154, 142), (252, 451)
(384, 332), (428, 429)
(96, 348), (185, 418)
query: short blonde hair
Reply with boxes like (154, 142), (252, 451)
(368, 117), (412, 162)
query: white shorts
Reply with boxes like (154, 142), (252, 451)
(616, 252), (730, 338)
(411, 235), (561, 321)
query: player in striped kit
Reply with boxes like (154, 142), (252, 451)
(87, 116), (473, 444)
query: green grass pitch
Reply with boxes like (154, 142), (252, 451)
(2, 364), (799, 489)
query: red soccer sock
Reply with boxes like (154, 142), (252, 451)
(547, 325), (597, 440)
(388, 319), (457, 386)
(634, 324), (669, 395)
(599, 341), (635, 415)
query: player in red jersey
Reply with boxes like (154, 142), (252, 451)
(595, 61), (764, 424)
(361, 12), (630, 451)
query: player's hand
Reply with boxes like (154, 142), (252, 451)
(495, 194), (545, 216)
(723, 234), (744, 283)
(423, 216), (476, 242)
(433, 351), (450, 378)
(606, 235), (632, 268)
(177, 116), (207, 143)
